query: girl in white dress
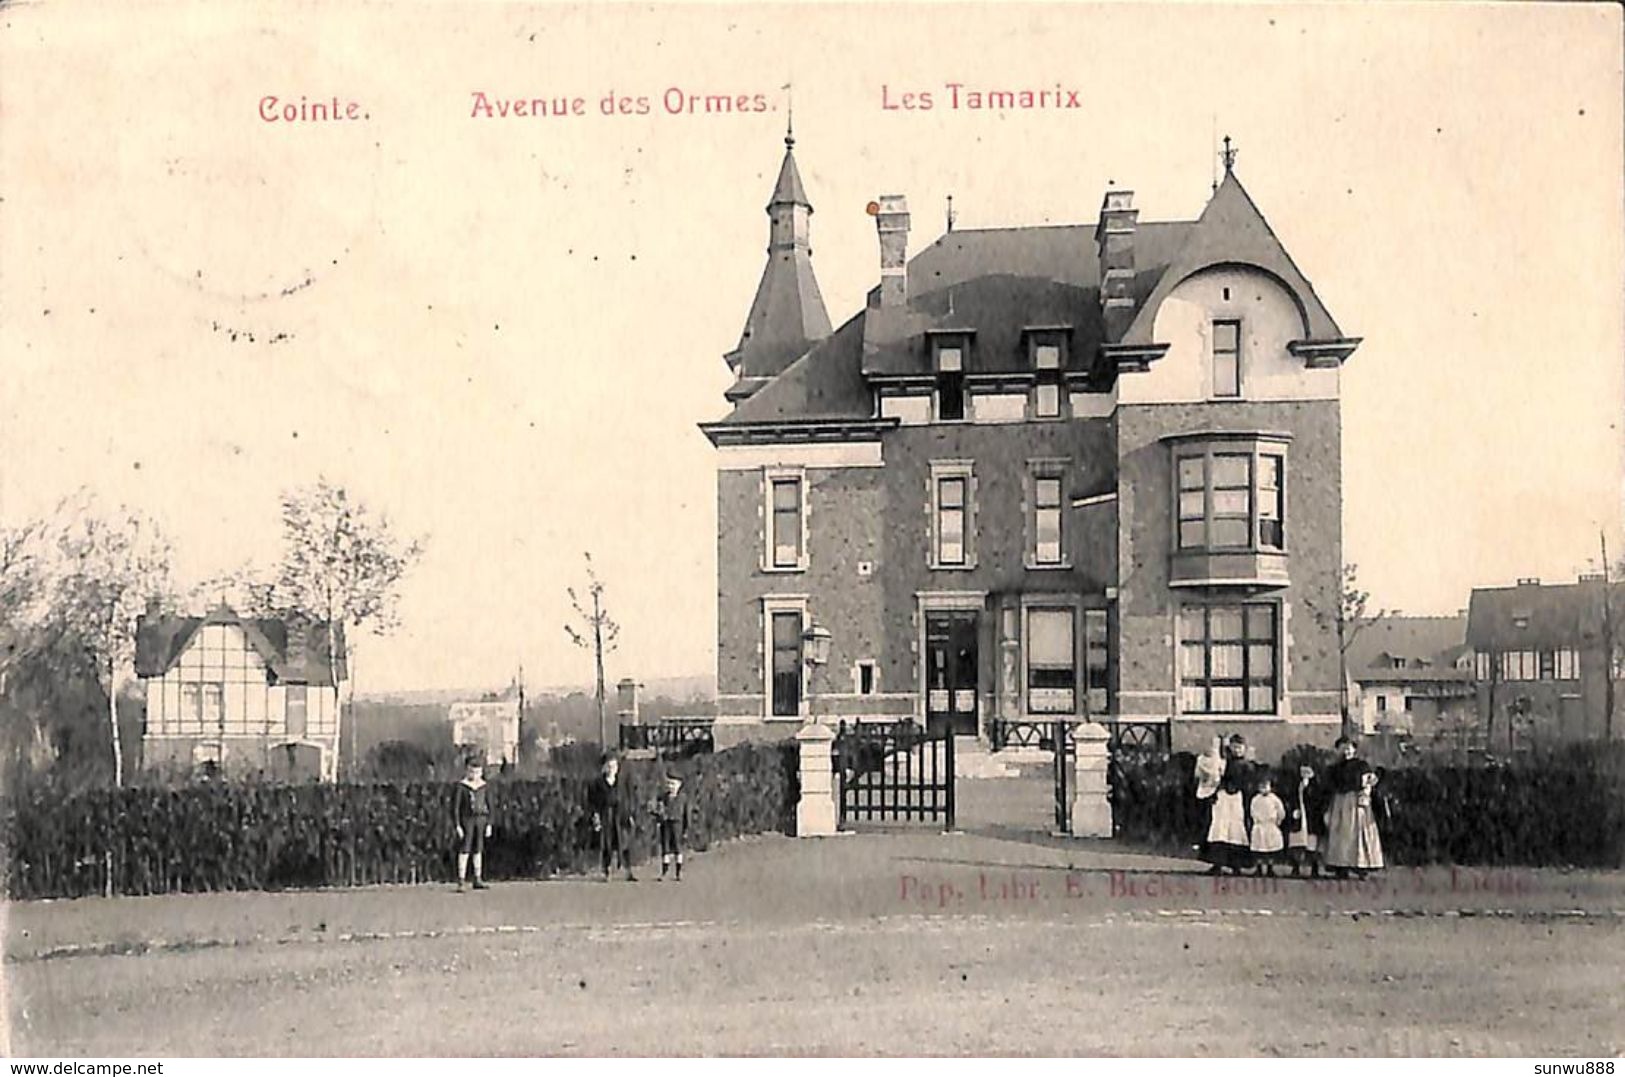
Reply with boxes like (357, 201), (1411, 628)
(1248, 774), (1286, 877)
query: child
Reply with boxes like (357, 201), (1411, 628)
(1248, 773), (1286, 877)
(1283, 762), (1326, 878)
(1201, 734), (1253, 875)
(453, 756), (492, 891)
(650, 772), (690, 882)
(588, 754), (636, 882)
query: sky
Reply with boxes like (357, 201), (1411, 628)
(2, 2), (1621, 694)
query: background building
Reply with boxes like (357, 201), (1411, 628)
(1467, 576), (1625, 748)
(135, 603), (346, 781)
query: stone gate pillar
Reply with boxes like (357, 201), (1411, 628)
(795, 722), (838, 836)
(1072, 721), (1112, 838)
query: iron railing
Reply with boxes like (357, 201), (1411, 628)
(618, 719), (715, 758)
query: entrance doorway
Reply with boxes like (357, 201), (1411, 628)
(925, 612), (979, 738)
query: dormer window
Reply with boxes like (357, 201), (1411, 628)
(1027, 331), (1067, 420)
(932, 334), (969, 422)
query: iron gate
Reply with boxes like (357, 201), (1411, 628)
(1052, 719), (1076, 834)
(833, 720), (955, 830)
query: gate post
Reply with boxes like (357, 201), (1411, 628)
(795, 722), (839, 837)
(1071, 721), (1113, 838)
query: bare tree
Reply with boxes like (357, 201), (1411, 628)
(267, 478), (424, 780)
(564, 552), (619, 748)
(1335, 563), (1385, 739)
(49, 497), (174, 787)
(1, 519), (48, 696)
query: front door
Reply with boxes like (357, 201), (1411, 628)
(926, 612), (979, 737)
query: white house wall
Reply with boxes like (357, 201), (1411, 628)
(1124, 265), (1340, 405)
(144, 622), (335, 738)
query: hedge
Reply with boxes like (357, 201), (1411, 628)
(1109, 743), (1625, 869)
(3, 741), (798, 900)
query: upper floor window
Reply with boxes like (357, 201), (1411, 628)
(1028, 462), (1067, 568)
(1175, 445), (1287, 553)
(938, 476), (967, 565)
(1035, 476), (1063, 565)
(1212, 319), (1241, 398)
(930, 461), (975, 569)
(764, 471), (806, 571)
(937, 374), (966, 422)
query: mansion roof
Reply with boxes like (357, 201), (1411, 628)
(707, 165), (1356, 440)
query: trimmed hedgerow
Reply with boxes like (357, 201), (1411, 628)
(1108, 742), (1625, 869)
(2, 741), (798, 900)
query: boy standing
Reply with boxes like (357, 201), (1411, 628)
(650, 772), (690, 882)
(588, 754), (636, 882)
(453, 756), (492, 891)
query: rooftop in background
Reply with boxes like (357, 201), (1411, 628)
(1466, 576), (1625, 652)
(1348, 614), (1471, 683)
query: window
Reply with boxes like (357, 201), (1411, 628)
(933, 337), (967, 422)
(768, 476), (803, 569)
(1034, 474), (1063, 565)
(1404, 697), (1415, 713)
(1180, 604), (1277, 714)
(286, 684), (308, 737)
(771, 611), (803, 717)
(1083, 608), (1109, 715)
(1539, 650), (1554, 680)
(1030, 336), (1064, 419)
(938, 477), (966, 564)
(1210, 455), (1252, 548)
(937, 374), (965, 421)
(1027, 608), (1075, 714)
(1258, 454), (1284, 549)
(1501, 651), (1538, 681)
(1377, 696), (1387, 713)
(856, 661), (876, 695)
(1212, 319), (1241, 397)
(1555, 649), (1579, 681)
(1033, 381), (1061, 419)
(1174, 445), (1287, 553)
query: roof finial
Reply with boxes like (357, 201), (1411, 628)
(1221, 134), (1238, 175)
(784, 82), (794, 150)
(945, 193), (956, 233)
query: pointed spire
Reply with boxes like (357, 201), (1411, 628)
(769, 136), (810, 210)
(724, 130), (832, 398)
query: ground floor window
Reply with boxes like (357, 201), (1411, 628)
(1026, 607), (1075, 713)
(771, 610), (803, 717)
(1179, 603), (1278, 714)
(1083, 608), (1109, 715)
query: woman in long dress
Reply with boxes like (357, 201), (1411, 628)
(1322, 736), (1385, 878)
(1200, 735), (1253, 875)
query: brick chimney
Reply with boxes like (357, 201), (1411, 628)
(874, 194), (910, 308)
(1094, 188), (1138, 341)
